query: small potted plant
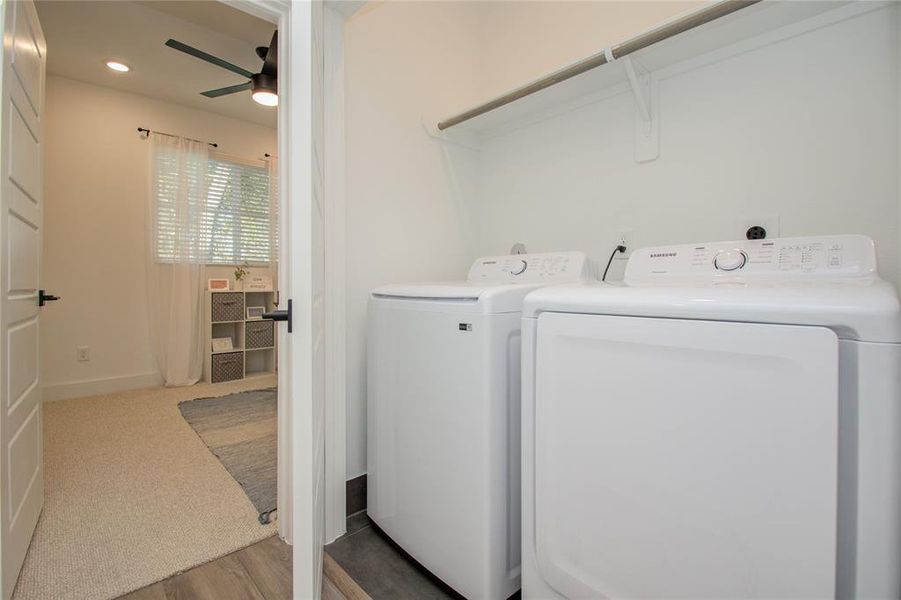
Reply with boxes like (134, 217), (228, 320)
(234, 263), (249, 291)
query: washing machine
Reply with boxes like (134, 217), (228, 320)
(368, 251), (589, 600)
(521, 235), (901, 599)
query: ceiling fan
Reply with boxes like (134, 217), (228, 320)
(164, 31), (278, 107)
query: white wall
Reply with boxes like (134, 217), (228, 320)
(343, 2), (484, 479)
(343, 1), (901, 478)
(42, 76), (277, 400)
(472, 4), (900, 286)
(343, 1), (722, 479)
(475, 1), (702, 100)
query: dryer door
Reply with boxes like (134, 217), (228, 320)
(533, 313), (838, 599)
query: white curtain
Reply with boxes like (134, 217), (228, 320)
(146, 135), (210, 387)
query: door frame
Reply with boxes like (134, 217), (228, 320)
(221, 0), (353, 594)
(220, 0), (319, 595)
(318, 0), (364, 547)
(321, 0), (362, 545)
(319, 0), (361, 546)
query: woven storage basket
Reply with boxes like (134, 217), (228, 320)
(212, 351), (243, 383)
(246, 320), (274, 349)
(211, 292), (244, 322)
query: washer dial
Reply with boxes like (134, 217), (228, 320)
(713, 250), (747, 271)
(511, 259), (527, 275)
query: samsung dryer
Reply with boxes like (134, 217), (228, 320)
(521, 235), (901, 599)
(368, 252), (589, 600)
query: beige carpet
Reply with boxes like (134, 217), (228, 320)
(12, 376), (279, 600)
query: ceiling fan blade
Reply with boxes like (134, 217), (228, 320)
(165, 39), (255, 79)
(261, 31), (277, 77)
(201, 81), (252, 98)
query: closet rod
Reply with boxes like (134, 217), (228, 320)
(436, 0), (761, 131)
(137, 127), (219, 148)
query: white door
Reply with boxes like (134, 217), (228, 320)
(0, 1), (45, 598)
(533, 313), (839, 599)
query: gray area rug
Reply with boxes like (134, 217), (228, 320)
(179, 388), (277, 523)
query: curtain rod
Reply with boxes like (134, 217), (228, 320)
(137, 127), (218, 148)
(436, 0), (760, 131)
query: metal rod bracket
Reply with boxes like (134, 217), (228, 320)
(621, 57), (659, 163)
(421, 116), (480, 151)
(622, 56), (651, 124)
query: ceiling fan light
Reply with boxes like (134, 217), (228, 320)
(251, 73), (278, 107)
(252, 90), (278, 107)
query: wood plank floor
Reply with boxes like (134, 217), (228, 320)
(118, 535), (367, 600)
(117, 536), (304, 600)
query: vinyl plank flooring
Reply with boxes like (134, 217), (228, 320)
(118, 535), (356, 600)
(324, 553), (371, 600)
(164, 552), (266, 600)
(322, 575), (347, 600)
(236, 535), (293, 599)
(118, 536), (292, 600)
(345, 511), (370, 536)
(118, 582), (168, 600)
(325, 524), (459, 600)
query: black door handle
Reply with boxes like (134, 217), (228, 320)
(39, 290), (60, 307)
(262, 299), (292, 333)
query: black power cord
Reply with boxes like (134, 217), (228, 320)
(602, 245), (627, 282)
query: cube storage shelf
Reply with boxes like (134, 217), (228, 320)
(204, 290), (278, 384)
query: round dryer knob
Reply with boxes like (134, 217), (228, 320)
(511, 259), (528, 275)
(713, 250), (747, 271)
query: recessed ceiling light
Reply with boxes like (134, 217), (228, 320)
(105, 61), (130, 73)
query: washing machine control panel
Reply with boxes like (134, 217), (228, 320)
(625, 235), (877, 283)
(713, 250), (748, 271)
(468, 251), (589, 283)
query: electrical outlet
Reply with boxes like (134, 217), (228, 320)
(615, 229), (634, 257)
(736, 215), (780, 241)
(77, 346), (90, 362)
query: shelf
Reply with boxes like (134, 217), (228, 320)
(205, 289), (277, 385)
(432, 0), (874, 138)
(210, 346), (274, 354)
(245, 370), (277, 379)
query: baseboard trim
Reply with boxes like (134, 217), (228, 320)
(42, 371), (163, 402)
(346, 474), (367, 516)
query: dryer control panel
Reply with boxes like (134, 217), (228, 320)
(468, 251), (589, 284)
(624, 235), (877, 284)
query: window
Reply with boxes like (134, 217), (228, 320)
(154, 152), (276, 265)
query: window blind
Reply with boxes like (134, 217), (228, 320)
(154, 152), (276, 265)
